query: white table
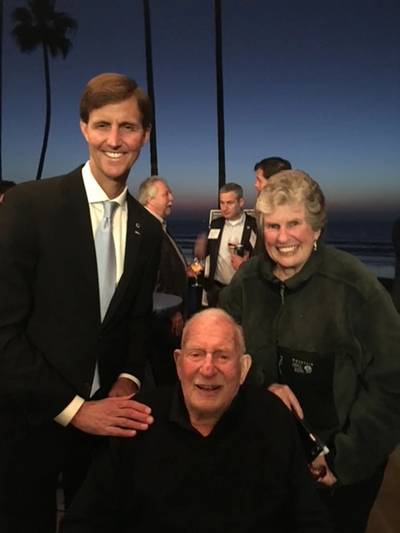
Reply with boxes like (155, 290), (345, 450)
(152, 292), (182, 313)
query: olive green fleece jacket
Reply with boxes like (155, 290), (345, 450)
(220, 244), (400, 486)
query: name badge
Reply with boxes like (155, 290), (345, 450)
(208, 228), (220, 239)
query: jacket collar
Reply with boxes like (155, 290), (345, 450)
(258, 243), (324, 290)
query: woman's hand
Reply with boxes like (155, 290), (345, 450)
(267, 383), (304, 419)
(309, 454), (337, 487)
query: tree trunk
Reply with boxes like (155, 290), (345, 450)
(36, 43), (51, 180)
(0, 0), (3, 180)
(214, 0), (226, 197)
(143, 0), (158, 175)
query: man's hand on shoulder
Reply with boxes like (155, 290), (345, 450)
(70, 395), (153, 437)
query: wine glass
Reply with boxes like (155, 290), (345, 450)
(190, 257), (204, 287)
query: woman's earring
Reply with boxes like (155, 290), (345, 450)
(313, 240), (318, 251)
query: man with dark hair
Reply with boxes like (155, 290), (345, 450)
(0, 73), (162, 532)
(63, 309), (331, 533)
(79, 72), (152, 130)
(0, 180), (16, 203)
(254, 156), (292, 194)
(197, 183), (257, 307)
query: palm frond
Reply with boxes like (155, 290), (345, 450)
(11, 0), (77, 56)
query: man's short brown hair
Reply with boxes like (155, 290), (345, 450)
(79, 73), (152, 129)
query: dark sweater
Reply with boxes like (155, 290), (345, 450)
(64, 385), (331, 533)
(220, 244), (400, 485)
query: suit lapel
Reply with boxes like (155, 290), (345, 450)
(241, 214), (251, 248)
(165, 228), (187, 270)
(241, 214), (258, 251)
(62, 168), (99, 305)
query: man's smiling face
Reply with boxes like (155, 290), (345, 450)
(80, 95), (150, 191)
(174, 312), (251, 429)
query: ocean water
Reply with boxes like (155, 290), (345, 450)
(169, 216), (396, 280)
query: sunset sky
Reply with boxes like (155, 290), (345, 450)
(2, 0), (399, 221)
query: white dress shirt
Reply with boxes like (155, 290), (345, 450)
(214, 212), (245, 285)
(54, 163), (139, 426)
(82, 162), (128, 283)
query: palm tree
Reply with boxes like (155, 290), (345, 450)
(214, 0), (226, 195)
(12, 0), (77, 179)
(0, 0), (4, 180)
(143, 0), (158, 175)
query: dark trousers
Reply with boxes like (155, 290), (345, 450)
(0, 419), (99, 533)
(319, 461), (387, 533)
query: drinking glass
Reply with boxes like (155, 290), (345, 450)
(190, 257), (204, 287)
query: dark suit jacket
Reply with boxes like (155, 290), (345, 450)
(0, 167), (162, 429)
(205, 213), (258, 288)
(156, 229), (188, 313)
(147, 229), (188, 385)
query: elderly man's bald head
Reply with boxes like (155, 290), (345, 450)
(181, 308), (246, 354)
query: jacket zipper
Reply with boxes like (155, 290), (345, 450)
(280, 283), (285, 304)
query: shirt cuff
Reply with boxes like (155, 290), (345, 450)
(119, 373), (141, 391)
(54, 395), (85, 427)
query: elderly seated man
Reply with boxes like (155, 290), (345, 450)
(63, 309), (331, 533)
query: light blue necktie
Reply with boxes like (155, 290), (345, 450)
(91, 200), (117, 395)
(95, 201), (118, 320)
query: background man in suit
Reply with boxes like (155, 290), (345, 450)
(138, 176), (190, 385)
(254, 156), (292, 195)
(0, 73), (162, 532)
(197, 183), (257, 307)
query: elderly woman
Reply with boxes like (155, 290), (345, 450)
(220, 170), (400, 533)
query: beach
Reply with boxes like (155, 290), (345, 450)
(169, 216), (396, 280)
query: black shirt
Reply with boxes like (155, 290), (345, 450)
(64, 385), (331, 533)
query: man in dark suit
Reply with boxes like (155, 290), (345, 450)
(0, 73), (162, 532)
(198, 183), (257, 307)
(138, 176), (190, 384)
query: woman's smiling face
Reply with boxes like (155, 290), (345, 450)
(263, 202), (321, 281)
